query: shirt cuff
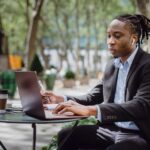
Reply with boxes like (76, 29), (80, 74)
(96, 105), (102, 122)
(63, 95), (68, 102)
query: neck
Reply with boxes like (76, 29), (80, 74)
(120, 45), (136, 63)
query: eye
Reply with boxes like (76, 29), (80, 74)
(114, 33), (121, 39)
(107, 34), (111, 38)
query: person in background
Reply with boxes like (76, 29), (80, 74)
(42, 14), (150, 150)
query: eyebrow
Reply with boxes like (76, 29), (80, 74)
(107, 31), (123, 34)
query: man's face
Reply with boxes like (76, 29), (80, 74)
(107, 19), (136, 61)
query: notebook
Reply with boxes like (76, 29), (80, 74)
(15, 71), (87, 120)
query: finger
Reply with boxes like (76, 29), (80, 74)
(53, 103), (71, 113)
(58, 106), (77, 115)
(42, 96), (52, 104)
(58, 107), (70, 114)
(41, 91), (53, 96)
(42, 96), (48, 102)
(40, 90), (45, 96)
(42, 99), (48, 104)
(46, 96), (52, 104)
(53, 103), (65, 113)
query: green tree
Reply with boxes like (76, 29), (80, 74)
(0, 0), (136, 75)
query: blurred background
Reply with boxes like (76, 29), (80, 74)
(0, 0), (150, 97)
(0, 0), (150, 149)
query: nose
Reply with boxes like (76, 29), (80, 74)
(107, 37), (115, 45)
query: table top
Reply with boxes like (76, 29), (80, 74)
(0, 111), (85, 124)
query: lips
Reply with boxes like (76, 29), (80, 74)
(108, 47), (116, 51)
(108, 47), (116, 55)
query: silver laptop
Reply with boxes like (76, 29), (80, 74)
(15, 71), (87, 120)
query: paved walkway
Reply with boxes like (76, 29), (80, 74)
(0, 79), (99, 150)
(0, 123), (64, 150)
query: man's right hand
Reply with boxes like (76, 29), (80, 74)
(41, 91), (64, 104)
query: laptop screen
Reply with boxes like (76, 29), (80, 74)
(15, 71), (45, 119)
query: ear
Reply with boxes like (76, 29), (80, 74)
(131, 34), (138, 45)
(132, 38), (135, 45)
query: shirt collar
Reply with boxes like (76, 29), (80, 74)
(114, 46), (138, 68)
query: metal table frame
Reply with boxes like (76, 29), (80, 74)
(0, 111), (83, 150)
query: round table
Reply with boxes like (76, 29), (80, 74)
(0, 111), (84, 150)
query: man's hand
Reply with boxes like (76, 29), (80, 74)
(41, 91), (64, 104)
(53, 100), (97, 116)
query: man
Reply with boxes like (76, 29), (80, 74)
(42, 14), (150, 150)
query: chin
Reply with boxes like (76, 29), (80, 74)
(113, 56), (118, 58)
(110, 52), (118, 58)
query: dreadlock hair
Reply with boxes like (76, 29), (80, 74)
(115, 14), (150, 46)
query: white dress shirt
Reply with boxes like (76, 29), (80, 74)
(113, 47), (139, 130)
(96, 47), (139, 130)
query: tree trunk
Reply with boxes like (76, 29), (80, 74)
(85, 5), (91, 75)
(38, 38), (49, 69)
(52, 0), (70, 69)
(74, 0), (80, 79)
(0, 17), (10, 69)
(92, 1), (100, 78)
(25, 0), (44, 68)
(25, 0), (31, 26)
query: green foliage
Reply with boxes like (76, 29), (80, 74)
(0, 70), (16, 98)
(44, 74), (56, 90)
(0, 0), (136, 54)
(42, 117), (97, 150)
(44, 134), (58, 150)
(64, 70), (75, 79)
(29, 53), (43, 75)
(0, 0), (30, 53)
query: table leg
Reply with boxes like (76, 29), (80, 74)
(32, 123), (36, 150)
(0, 140), (7, 150)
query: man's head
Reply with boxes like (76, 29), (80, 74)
(107, 14), (150, 62)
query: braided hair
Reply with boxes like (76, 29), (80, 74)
(115, 14), (150, 46)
